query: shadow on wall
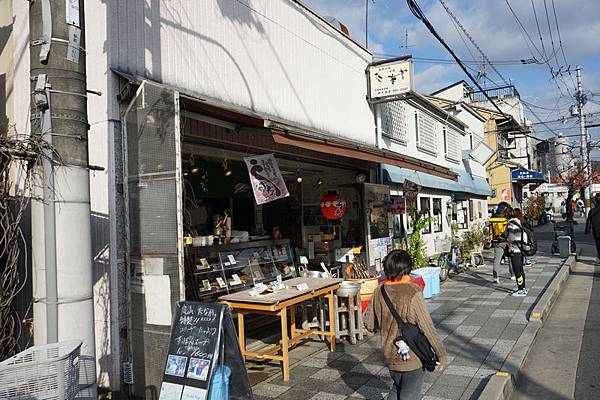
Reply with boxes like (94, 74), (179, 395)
(91, 211), (114, 389)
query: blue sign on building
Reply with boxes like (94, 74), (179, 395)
(511, 168), (545, 183)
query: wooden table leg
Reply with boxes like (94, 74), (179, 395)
(280, 306), (290, 381)
(348, 294), (356, 345)
(237, 311), (246, 360)
(334, 294), (340, 340)
(290, 304), (296, 339)
(327, 292), (336, 352)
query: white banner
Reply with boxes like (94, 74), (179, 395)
(244, 154), (289, 205)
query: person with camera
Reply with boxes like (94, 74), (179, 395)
(364, 250), (446, 399)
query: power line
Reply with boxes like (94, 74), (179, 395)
(372, 54), (534, 65)
(530, 0), (547, 59)
(437, 0), (509, 85)
(406, 0), (507, 117)
(551, 0), (577, 89)
(543, 0), (561, 70)
(504, 0), (571, 98)
(505, 0), (546, 62)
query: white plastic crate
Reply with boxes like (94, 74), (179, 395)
(0, 340), (82, 400)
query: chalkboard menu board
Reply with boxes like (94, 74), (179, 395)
(159, 302), (253, 400)
(159, 302), (223, 400)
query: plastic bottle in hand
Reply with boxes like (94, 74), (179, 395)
(395, 339), (410, 361)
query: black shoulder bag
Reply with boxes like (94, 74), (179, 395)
(380, 285), (438, 371)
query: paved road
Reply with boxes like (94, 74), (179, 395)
(251, 225), (567, 400)
(511, 219), (600, 400)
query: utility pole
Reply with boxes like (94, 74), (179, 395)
(29, 0), (96, 397)
(576, 65), (592, 211)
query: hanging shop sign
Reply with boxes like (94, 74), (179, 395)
(402, 179), (420, 200)
(320, 192), (347, 220)
(244, 154), (289, 205)
(367, 59), (413, 102)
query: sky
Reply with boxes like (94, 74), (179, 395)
(303, 0), (600, 155)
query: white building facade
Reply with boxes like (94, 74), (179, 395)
(376, 93), (491, 257)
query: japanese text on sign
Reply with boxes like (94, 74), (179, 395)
(244, 154), (289, 205)
(368, 60), (413, 100)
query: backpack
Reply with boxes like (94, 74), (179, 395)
(489, 217), (508, 241)
(380, 285), (438, 371)
(509, 220), (537, 256)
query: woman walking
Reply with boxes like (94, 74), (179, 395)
(364, 250), (446, 399)
(504, 209), (528, 296)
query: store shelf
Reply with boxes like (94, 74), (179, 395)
(193, 269), (221, 275)
(197, 286), (229, 296)
(188, 239), (291, 253)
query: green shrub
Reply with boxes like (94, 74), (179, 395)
(408, 212), (432, 269)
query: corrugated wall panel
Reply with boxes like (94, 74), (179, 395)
(111, 0), (375, 145)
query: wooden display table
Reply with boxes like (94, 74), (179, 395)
(219, 277), (341, 381)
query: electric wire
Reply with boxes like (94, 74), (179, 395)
(406, 0), (507, 117)
(531, 0), (547, 59)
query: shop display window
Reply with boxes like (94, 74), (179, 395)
(186, 240), (297, 302)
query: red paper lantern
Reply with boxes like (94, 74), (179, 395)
(320, 192), (347, 220)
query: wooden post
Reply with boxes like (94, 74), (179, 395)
(356, 292), (364, 341)
(290, 305), (296, 339)
(327, 291), (336, 352)
(348, 294), (356, 345)
(280, 307), (289, 381)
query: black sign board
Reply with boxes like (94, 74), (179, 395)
(402, 179), (421, 200)
(159, 302), (253, 400)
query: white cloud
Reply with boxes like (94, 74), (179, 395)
(414, 64), (461, 94)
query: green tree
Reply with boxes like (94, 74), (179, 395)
(408, 212), (432, 269)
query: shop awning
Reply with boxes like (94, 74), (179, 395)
(382, 165), (492, 197)
(270, 127), (457, 181)
(511, 168), (546, 184)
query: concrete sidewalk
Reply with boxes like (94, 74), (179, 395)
(510, 253), (594, 400)
(250, 251), (566, 400)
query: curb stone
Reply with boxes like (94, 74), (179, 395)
(529, 253), (577, 324)
(478, 254), (577, 400)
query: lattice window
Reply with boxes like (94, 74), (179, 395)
(417, 112), (437, 155)
(380, 101), (408, 144)
(445, 128), (461, 163)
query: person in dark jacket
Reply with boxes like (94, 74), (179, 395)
(585, 194), (600, 260)
(503, 209), (528, 296)
(491, 202), (514, 283)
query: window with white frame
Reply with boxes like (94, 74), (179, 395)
(452, 200), (468, 229)
(445, 127), (461, 163)
(469, 199), (474, 221)
(420, 197), (432, 234)
(381, 101), (408, 144)
(417, 112), (437, 155)
(433, 198), (443, 233)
